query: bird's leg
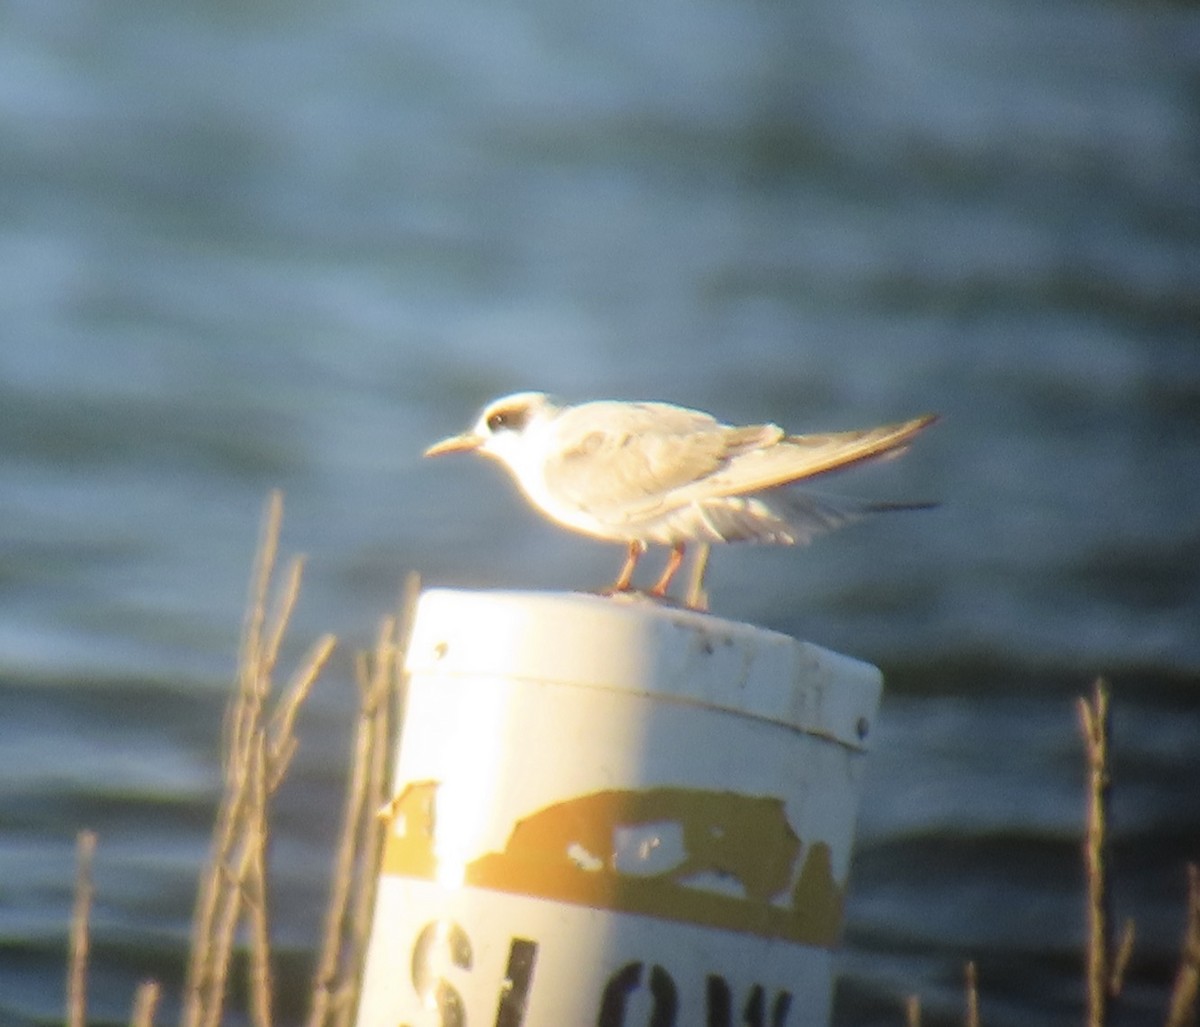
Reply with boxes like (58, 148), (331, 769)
(649, 542), (687, 598)
(684, 543), (711, 612)
(611, 540), (645, 592)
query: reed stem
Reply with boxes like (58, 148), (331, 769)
(67, 830), (97, 1027)
(1165, 864), (1200, 1027)
(1078, 678), (1113, 1027)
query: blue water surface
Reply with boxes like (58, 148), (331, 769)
(1, 0), (1198, 1023)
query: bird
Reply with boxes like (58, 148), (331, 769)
(424, 391), (937, 607)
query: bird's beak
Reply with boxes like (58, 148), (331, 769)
(424, 432), (484, 457)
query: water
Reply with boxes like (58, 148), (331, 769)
(1, 0), (1198, 1023)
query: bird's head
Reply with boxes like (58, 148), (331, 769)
(424, 392), (559, 469)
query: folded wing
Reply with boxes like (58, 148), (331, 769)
(544, 403), (937, 528)
(544, 401), (783, 519)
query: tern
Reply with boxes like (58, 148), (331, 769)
(425, 392), (937, 606)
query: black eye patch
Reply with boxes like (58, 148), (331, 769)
(486, 407), (529, 433)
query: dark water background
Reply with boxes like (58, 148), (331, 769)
(2, 0), (1198, 1023)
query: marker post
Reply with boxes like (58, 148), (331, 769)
(355, 589), (882, 1027)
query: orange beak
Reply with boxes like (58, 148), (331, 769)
(424, 432), (484, 457)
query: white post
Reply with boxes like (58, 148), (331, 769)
(356, 589), (882, 1027)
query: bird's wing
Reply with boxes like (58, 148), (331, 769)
(543, 401), (784, 521)
(669, 413), (938, 504)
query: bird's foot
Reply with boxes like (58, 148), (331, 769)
(588, 585), (689, 608)
(591, 584), (635, 598)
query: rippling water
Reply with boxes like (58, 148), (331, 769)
(2, 0), (1198, 1023)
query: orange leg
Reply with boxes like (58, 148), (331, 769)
(611, 540), (645, 592)
(649, 542), (687, 598)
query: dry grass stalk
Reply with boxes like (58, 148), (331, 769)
(182, 490), (336, 1027)
(246, 736), (274, 1027)
(308, 572), (418, 1027)
(897, 679), (1200, 1027)
(1078, 678), (1113, 1027)
(129, 980), (160, 1027)
(1165, 864), (1200, 1027)
(339, 680), (391, 1027)
(306, 674), (374, 1027)
(350, 574), (420, 988)
(183, 496), (279, 1027)
(904, 993), (922, 1027)
(1110, 918), (1135, 998)
(68, 829), (98, 1027)
(964, 960), (979, 1027)
(62, 495), (411, 1027)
